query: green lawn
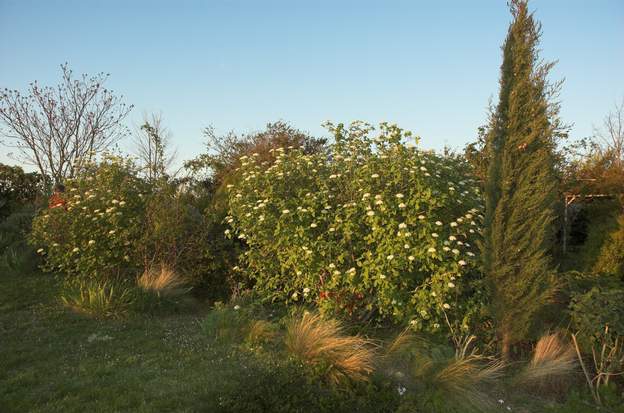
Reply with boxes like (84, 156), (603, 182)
(0, 271), (229, 412)
(0, 272), (395, 413)
(2, 271), (617, 413)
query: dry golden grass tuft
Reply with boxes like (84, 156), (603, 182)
(284, 312), (376, 386)
(246, 319), (278, 346)
(384, 330), (505, 410)
(137, 264), (190, 297)
(518, 332), (577, 388)
(384, 328), (422, 357)
(432, 337), (506, 409)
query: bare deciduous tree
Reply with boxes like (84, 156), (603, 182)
(0, 63), (133, 183)
(132, 113), (177, 181)
(594, 99), (624, 169)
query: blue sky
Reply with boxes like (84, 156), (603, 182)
(1, 0), (623, 169)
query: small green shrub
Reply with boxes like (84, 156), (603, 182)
(61, 279), (134, 319)
(593, 213), (624, 278)
(227, 121), (484, 330)
(0, 209), (39, 275)
(202, 302), (254, 344)
(245, 319), (279, 347)
(569, 283), (624, 344)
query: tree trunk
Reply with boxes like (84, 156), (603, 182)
(501, 331), (512, 362)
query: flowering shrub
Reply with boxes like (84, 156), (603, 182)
(30, 155), (149, 280)
(226, 121), (485, 330)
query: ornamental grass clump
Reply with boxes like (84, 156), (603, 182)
(284, 311), (376, 386)
(61, 279), (134, 319)
(384, 331), (505, 411)
(137, 264), (190, 298)
(517, 332), (577, 391)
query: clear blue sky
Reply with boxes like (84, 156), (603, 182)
(1, 0), (622, 169)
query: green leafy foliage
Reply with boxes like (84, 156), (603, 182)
(570, 284), (624, 344)
(0, 209), (39, 275)
(593, 212), (624, 277)
(227, 120), (485, 330)
(30, 155), (149, 280)
(0, 163), (47, 220)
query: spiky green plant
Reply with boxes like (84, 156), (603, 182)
(61, 279), (134, 319)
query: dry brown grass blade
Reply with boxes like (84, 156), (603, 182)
(246, 319), (277, 346)
(137, 264), (189, 297)
(518, 332), (577, 385)
(284, 312), (376, 386)
(433, 352), (506, 410)
(385, 327), (420, 357)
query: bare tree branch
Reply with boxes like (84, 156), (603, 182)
(0, 63), (133, 184)
(132, 112), (177, 181)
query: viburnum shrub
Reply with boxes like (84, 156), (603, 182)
(226, 121), (485, 331)
(30, 155), (149, 280)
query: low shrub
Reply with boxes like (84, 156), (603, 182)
(201, 302), (254, 344)
(245, 319), (279, 347)
(569, 284), (624, 344)
(593, 213), (624, 278)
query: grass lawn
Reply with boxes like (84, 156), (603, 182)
(0, 271), (246, 412)
(2, 270), (617, 413)
(0, 271), (395, 413)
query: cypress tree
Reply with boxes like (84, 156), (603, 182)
(483, 0), (563, 360)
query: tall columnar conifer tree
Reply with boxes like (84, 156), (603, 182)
(483, 0), (563, 360)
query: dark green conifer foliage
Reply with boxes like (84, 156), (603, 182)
(483, 0), (562, 359)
